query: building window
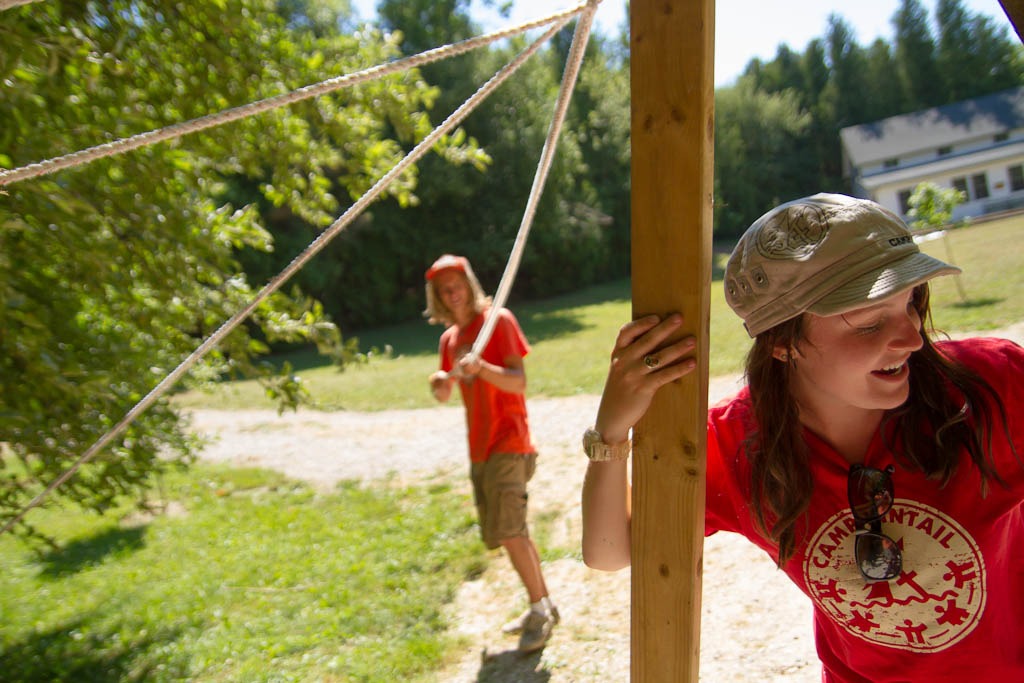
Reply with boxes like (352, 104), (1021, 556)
(884, 158), (899, 168)
(995, 132), (1009, 143)
(953, 177), (969, 198)
(972, 173), (990, 199)
(898, 189), (913, 214)
(937, 146), (952, 156)
(1010, 165), (1024, 192)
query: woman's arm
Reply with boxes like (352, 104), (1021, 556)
(582, 456), (632, 570)
(581, 314), (697, 570)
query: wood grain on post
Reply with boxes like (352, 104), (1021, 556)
(629, 0), (715, 681)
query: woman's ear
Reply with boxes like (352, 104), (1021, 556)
(772, 345), (791, 363)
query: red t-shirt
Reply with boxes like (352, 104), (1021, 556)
(706, 338), (1024, 682)
(439, 308), (535, 462)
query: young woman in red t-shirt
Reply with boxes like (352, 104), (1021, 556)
(582, 194), (1023, 681)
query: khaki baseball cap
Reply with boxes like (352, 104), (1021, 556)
(724, 193), (961, 337)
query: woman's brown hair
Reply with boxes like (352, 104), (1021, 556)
(744, 284), (1016, 566)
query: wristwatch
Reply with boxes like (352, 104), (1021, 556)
(582, 428), (631, 462)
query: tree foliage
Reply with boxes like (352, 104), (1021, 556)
(0, 0), (478, 537)
(240, 5), (633, 328)
(714, 78), (814, 235)
(907, 181), (968, 232)
(893, 0), (946, 110)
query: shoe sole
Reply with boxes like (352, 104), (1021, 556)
(503, 606), (560, 635)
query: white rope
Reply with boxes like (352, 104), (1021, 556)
(461, 0), (600, 368)
(0, 1), (590, 187)
(0, 16), (573, 536)
(0, 0), (41, 11)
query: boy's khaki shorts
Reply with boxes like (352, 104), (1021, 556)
(470, 452), (537, 549)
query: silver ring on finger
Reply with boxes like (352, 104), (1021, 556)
(643, 354), (660, 369)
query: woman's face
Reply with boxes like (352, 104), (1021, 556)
(788, 288), (924, 424)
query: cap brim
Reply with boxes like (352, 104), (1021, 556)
(425, 265), (464, 280)
(806, 252), (961, 317)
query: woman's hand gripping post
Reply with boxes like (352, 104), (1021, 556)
(582, 314), (698, 571)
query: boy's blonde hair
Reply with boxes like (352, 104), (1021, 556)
(423, 255), (492, 326)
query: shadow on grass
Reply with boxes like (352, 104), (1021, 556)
(476, 648), (552, 682)
(950, 297), (1003, 309)
(38, 526), (147, 579)
(0, 616), (188, 682)
(517, 309), (587, 344)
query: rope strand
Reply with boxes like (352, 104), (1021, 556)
(0, 1), (589, 187)
(0, 0), (41, 11)
(1, 15), (573, 536)
(465, 0), (600, 365)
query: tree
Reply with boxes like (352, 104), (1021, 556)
(567, 40), (632, 277)
(907, 181), (968, 232)
(714, 77), (813, 237)
(952, 4), (1024, 99)
(933, 0), (1023, 101)
(796, 38), (841, 186)
(863, 38), (905, 121)
(0, 0), (475, 537)
(892, 0), (945, 110)
(936, 0), (977, 101)
(907, 181), (969, 300)
(823, 14), (872, 128)
(288, 2), (626, 327)
(745, 45), (807, 105)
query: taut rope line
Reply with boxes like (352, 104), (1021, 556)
(0, 0), (41, 11)
(0, 16), (573, 536)
(0, 2), (590, 187)
(463, 0), (600, 368)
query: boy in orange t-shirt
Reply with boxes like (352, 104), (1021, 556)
(425, 254), (558, 653)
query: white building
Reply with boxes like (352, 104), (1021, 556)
(840, 86), (1024, 221)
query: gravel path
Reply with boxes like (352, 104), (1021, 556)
(185, 375), (748, 488)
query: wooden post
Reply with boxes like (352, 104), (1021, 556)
(629, 0), (714, 681)
(999, 0), (1024, 43)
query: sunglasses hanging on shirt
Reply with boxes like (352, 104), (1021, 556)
(848, 464), (902, 582)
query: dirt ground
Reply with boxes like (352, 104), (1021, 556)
(185, 323), (1024, 682)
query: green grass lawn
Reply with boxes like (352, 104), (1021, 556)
(0, 465), (483, 682)
(174, 215), (1024, 413)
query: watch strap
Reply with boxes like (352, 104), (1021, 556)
(583, 428), (631, 462)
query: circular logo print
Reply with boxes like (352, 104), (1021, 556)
(756, 204), (829, 259)
(803, 500), (986, 653)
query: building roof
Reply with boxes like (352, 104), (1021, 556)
(840, 86), (1024, 166)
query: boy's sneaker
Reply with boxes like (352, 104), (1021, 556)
(502, 604), (560, 635)
(517, 609), (557, 653)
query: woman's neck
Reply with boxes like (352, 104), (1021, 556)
(797, 403), (884, 466)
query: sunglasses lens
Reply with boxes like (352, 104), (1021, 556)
(848, 467), (894, 521)
(855, 533), (902, 580)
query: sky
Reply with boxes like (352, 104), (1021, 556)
(349, 0), (1017, 87)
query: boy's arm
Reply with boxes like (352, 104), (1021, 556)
(429, 370), (454, 402)
(459, 353), (526, 394)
